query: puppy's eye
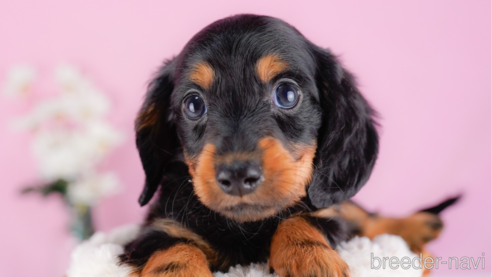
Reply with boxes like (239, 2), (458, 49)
(183, 95), (207, 119)
(273, 83), (299, 109)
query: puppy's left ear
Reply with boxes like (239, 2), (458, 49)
(308, 46), (379, 208)
(135, 58), (181, 206)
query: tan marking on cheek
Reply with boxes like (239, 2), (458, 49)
(189, 62), (215, 89)
(141, 244), (213, 277)
(192, 144), (222, 207)
(183, 152), (197, 177)
(256, 55), (289, 83)
(136, 103), (158, 131)
(258, 137), (316, 198)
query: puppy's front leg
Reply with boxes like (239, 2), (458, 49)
(141, 243), (213, 277)
(120, 219), (215, 277)
(270, 216), (349, 277)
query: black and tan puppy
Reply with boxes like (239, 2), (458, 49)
(119, 14), (446, 277)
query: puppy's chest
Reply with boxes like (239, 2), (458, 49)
(151, 192), (287, 269)
(194, 219), (278, 270)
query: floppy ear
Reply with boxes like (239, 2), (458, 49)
(308, 47), (379, 209)
(135, 58), (181, 206)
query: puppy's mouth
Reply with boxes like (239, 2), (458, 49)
(223, 203), (271, 212)
(220, 202), (282, 222)
(187, 137), (317, 222)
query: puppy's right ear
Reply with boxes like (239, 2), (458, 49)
(136, 58), (180, 206)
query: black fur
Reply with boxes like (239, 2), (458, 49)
(307, 45), (379, 208)
(419, 195), (462, 215)
(121, 229), (189, 269)
(122, 14), (379, 273)
(302, 215), (351, 249)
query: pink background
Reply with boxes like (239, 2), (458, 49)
(0, 1), (489, 276)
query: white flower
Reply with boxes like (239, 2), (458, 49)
(30, 122), (123, 181)
(54, 64), (111, 120)
(31, 130), (92, 180)
(25, 92), (111, 125)
(2, 64), (36, 97)
(82, 121), (124, 159)
(9, 62), (125, 203)
(68, 91), (111, 121)
(11, 96), (76, 131)
(55, 63), (87, 93)
(11, 84), (111, 131)
(10, 114), (39, 131)
(67, 172), (120, 206)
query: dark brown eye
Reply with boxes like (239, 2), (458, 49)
(183, 95), (207, 119)
(273, 83), (299, 109)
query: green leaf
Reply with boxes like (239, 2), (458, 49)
(21, 179), (69, 197)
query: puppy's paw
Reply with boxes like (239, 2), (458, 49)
(269, 217), (350, 277)
(141, 244), (214, 277)
(398, 212), (443, 253)
(270, 243), (349, 277)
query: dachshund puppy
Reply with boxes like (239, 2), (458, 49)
(120, 14), (380, 277)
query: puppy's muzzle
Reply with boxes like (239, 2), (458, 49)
(215, 160), (263, 197)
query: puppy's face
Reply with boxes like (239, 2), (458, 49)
(136, 15), (378, 222)
(173, 37), (322, 222)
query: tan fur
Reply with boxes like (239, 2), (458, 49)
(370, 213), (443, 253)
(151, 219), (217, 265)
(141, 244), (213, 277)
(186, 137), (316, 222)
(215, 151), (262, 165)
(270, 217), (350, 277)
(136, 103), (158, 131)
(421, 250), (433, 277)
(188, 143), (219, 210)
(256, 55), (289, 83)
(313, 202), (369, 229)
(190, 62), (215, 89)
(258, 137), (315, 201)
(315, 201), (444, 253)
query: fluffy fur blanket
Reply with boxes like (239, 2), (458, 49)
(66, 224), (422, 277)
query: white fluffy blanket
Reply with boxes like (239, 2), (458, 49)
(66, 224), (422, 277)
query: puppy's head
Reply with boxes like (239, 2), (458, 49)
(136, 15), (378, 222)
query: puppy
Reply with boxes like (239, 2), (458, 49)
(119, 14), (442, 277)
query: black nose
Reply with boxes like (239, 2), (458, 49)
(215, 161), (263, 196)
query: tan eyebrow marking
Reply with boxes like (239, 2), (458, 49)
(256, 54), (289, 83)
(189, 62), (215, 89)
